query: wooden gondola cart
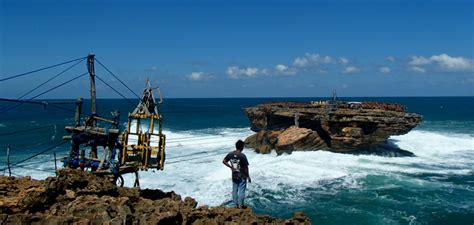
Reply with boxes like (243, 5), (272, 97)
(63, 54), (166, 187)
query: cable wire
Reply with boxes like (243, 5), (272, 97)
(167, 150), (229, 164)
(0, 58), (86, 112)
(0, 72), (89, 114)
(95, 58), (140, 99)
(0, 56), (87, 82)
(95, 74), (137, 107)
(46, 104), (76, 113)
(0, 125), (54, 137)
(0, 141), (67, 172)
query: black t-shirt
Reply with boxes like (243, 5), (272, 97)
(224, 151), (249, 181)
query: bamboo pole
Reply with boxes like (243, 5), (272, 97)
(6, 145), (11, 177)
(53, 152), (58, 176)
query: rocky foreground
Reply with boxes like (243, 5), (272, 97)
(245, 101), (422, 155)
(0, 169), (310, 224)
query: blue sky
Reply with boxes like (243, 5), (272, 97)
(1, 0), (473, 98)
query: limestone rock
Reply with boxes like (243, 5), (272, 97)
(245, 101), (422, 155)
(0, 170), (311, 224)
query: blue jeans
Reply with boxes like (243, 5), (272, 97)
(232, 178), (247, 207)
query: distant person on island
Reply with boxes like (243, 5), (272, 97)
(222, 140), (251, 208)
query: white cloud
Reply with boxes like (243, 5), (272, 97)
(275, 64), (297, 75)
(145, 66), (159, 72)
(293, 57), (308, 67)
(226, 66), (261, 79)
(318, 69), (328, 74)
(275, 64), (288, 72)
(411, 66), (426, 73)
(408, 54), (473, 72)
(339, 57), (349, 65)
(429, 54), (473, 72)
(186, 71), (210, 81)
(386, 56), (396, 62)
(342, 66), (360, 74)
(409, 56), (431, 66)
(293, 53), (333, 67)
(379, 66), (391, 74)
(305, 53), (333, 64)
(462, 78), (474, 84)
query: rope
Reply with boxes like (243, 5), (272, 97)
(0, 99), (76, 105)
(0, 138), (59, 148)
(95, 58), (140, 99)
(166, 148), (231, 160)
(14, 165), (56, 173)
(167, 135), (226, 143)
(167, 150), (229, 164)
(0, 99), (75, 113)
(0, 125), (54, 137)
(44, 101), (77, 105)
(0, 56), (87, 82)
(95, 74), (137, 107)
(164, 103), (242, 108)
(7, 139), (60, 152)
(0, 72), (89, 114)
(46, 104), (76, 113)
(0, 141), (67, 172)
(161, 109), (242, 113)
(0, 58), (86, 112)
(0, 98), (46, 105)
(167, 139), (236, 147)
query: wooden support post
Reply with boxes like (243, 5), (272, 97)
(87, 54), (97, 117)
(134, 171), (140, 188)
(87, 54), (98, 160)
(6, 145), (11, 177)
(294, 113), (300, 127)
(53, 152), (58, 176)
(75, 97), (83, 127)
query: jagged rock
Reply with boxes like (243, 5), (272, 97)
(0, 170), (311, 224)
(245, 101), (422, 154)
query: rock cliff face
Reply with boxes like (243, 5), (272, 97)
(0, 169), (311, 224)
(245, 101), (422, 155)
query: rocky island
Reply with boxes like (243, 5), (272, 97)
(245, 101), (422, 155)
(0, 169), (311, 224)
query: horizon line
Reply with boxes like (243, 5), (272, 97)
(23, 95), (474, 101)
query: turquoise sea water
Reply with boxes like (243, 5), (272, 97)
(0, 97), (473, 225)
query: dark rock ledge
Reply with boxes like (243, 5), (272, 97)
(0, 169), (311, 224)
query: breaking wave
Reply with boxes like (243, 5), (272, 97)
(119, 129), (474, 207)
(5, 126), (474, 223)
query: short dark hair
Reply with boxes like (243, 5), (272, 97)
(235, 140), (245, 150)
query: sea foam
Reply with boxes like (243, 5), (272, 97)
(122, 128), (474, 206)
(7, 128), (473, 207)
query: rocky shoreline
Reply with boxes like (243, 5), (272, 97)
(245, 101), (422, 155)
(0, 169), (310, 224)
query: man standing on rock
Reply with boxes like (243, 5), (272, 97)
(223, 140), (251, 208)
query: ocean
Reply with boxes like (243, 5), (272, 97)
(0, 97), (473, 225)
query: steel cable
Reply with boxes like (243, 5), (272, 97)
(0, 58), (86, 112)
(95, 75), (137, 107)
(95, 58), (140, 99)
(0, 141), (68, 172)
(0, 125), (54, 137)
(0, 56), (87, 82)
(0, 72), (89, 114)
